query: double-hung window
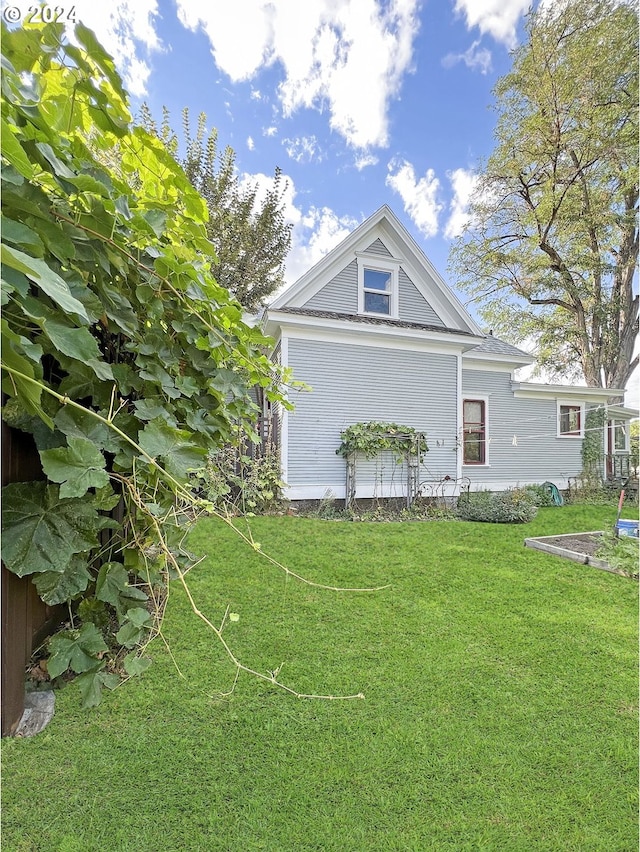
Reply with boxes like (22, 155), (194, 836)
(463, 399), (486, 464)
(363, 268), (391, 315)
(356, 255), (399, 317)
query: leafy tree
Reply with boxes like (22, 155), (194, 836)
(0, 22), (291, 704)
(449, 0), (638, 392)
(140, 106), (292, 311)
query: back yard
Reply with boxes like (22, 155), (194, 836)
(2, 505), (638, 851)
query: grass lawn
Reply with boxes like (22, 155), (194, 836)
(2, 505), (638, 851)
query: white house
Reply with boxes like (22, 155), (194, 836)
(263, 206), (635, 502)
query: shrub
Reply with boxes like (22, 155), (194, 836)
(194, 446), (285, 515)
(524, 484), (558, 507)
(596, 532), (639, 578)
(565, 478), (620, 505)
(456, 489), (538, 524)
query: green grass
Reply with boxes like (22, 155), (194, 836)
(2, 505), (638, 851)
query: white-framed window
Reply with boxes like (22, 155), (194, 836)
(610, 419), (629, 453)
(557, 401), (584, 437)
(462, 397), (489, 465)
(357, 256), (399, 317)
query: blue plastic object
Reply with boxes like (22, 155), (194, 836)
(615, 519), (639, 538)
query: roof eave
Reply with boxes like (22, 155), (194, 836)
(463, 351), (534, 368)
(265, 308), (485, 349)
(511, 381), (628, 402)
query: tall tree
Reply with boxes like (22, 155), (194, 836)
(141, 107), (292, 312)
(449, 0), (638, 392)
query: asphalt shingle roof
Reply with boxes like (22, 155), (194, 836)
(469, 335), (531, 358)
(274, 307), (477, 337)
(274, 308), (531, 360)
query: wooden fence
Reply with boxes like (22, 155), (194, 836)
(1, 422), (64, 736)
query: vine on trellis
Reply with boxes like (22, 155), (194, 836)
(336, 422), (428, 461)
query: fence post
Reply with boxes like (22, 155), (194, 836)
(1, 422), (64, 736)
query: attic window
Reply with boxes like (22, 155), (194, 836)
(357, 256), (399, 317)
(363, 269), (391, 314)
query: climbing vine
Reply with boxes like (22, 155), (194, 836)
(581, 407), (606, 480)
(1, 22), (340, 707)
(336, 422), (428, 461)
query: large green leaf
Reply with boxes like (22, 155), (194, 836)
(40, 436), (109, 499)
(0, 118), (34, 178)
(75, 23), (129, 104)
(1, 216), (45, 256)
(95, 561), (129, 608)
(33, 555), (92, 605)
(47, 623), (108, 678)
(44, 320), (114, 381)
(115, 607), (152, 649)
(123, 653), (152, 677)
(1, 482), (99, 576)
(96, 561), (147, 619)
(0, 244), (89, 321)
(32, 217), (76, 264)
(0, 319), (51, 425)
(138, 418), (206, 480)
(76, 669), (120, 708)
(54, 406), (111, 448)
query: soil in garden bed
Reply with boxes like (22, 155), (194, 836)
(539, 533), (602, 558)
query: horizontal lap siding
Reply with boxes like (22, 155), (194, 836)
(462, 370), (583, 486)
(304, 260), (358, 312)
(287, 339), (458, 492)
(303, 251), (446, 327)
(399, 269), (444, 326)
(364, 238), (392, 257)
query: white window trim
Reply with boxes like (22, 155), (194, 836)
(356, 255), (399, 318)
(557, 399), (585, 438)
(610, 419), (630, 453)
(461, 395), (490, 467)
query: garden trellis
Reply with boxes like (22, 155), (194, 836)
(336, 422), (428, 509)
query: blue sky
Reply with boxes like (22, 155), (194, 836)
(6, 0), (536, 290)
(3, 0), (637, 403)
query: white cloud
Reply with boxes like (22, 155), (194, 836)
(175, 0), (273, 80)
(286, 206), (360, 283)
(453, 0), (529, 49)
(442, 40), (492, 74)
(235, 171), (357, 287)
(173, 0), (421, 149)
(283, 136), (324, 164)
(264, 126), (278, 137)
(66, 0), (162, 97)
(386, 158), (442, 239)
(444, 168), (480, 239)
(354, 152), (379, 171)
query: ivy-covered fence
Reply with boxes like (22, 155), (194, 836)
(0, 23), (292, 712)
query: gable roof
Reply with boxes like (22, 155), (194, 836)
(270, 205), (482, 336)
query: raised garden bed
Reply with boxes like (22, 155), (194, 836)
(524, 531), (632, 576)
